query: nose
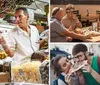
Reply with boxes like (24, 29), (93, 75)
(15, 17), (20, 22)
(79, 56), (83, 62)
(67, 62), (71, 67)
(75, 58), (80, 62)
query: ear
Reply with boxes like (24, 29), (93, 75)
(85, 51), (92, 64)
(85, 51), (89, 57)
(26, 15), (29, 20)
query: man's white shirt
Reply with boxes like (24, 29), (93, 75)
(6, 25), (39, 64)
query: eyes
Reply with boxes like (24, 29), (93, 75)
(74, 52), (85, 59)
(63, 63), (67, 67)
(15, 15), (24, 19)
(62, 59), (68, 67)
(75, 55), (82, 59)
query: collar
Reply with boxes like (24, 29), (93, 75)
(53, 18), (61, 23)
(17, 26), (24, 34)
(61, 72), (66, 76)
(17, 25), (31, 35)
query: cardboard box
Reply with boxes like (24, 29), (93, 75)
(0, 72), (10, 82)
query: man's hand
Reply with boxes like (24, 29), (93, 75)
(0, 36), (10, 53)
(0, 37), (6, 44)
(68, 25), (73, 31)
(67, 37), (73, 42)
(85, 34), (92, 39)
(82, 64), (92, 73)
(0, 32), (5, 44)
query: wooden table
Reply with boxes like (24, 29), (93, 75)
(0, 72), (10, 82)
(76, 26), (100, 42)
(83, 27), (100, 42)
(84, 35), (100, 42)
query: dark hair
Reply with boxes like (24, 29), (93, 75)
(52, 7), (60, 16)
(15, 7), (29, 16)
(72, 44), (88, 55)
(52, 56), (63, 77)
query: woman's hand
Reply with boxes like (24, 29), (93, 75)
(65, 75), (72, 85)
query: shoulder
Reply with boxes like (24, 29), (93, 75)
(30, 25), (38, 30)
(8, 27), (18, 35)
(11, 27), (18, 32)
(62, 16), (69, 24)
(30, 25), (39, 33)
(50, 19), (59, 25)
(58, 79), (67, 85)
(92, 56), (98, 60)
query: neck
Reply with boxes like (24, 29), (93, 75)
(21, 24), (30, 36)
(56, 17), (61, 22)
(21, 23), (29, 32)
(87, 56), (92, 64)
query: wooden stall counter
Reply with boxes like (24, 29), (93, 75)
(0, 72), (10, 82)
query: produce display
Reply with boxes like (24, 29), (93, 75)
(39, 60), (49, 84)
(0, 52), (8, 59)
(0, 57), (11, 82)
(12, 61), (41, 83)
(0, 57), (12, 72)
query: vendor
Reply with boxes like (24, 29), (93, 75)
(0, 7), (39, 64)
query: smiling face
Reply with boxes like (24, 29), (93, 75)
(58, 57), (72, 74)
(73, 52), (86, 63)
(67, 11), (74, 19)
(15, 10), (29, 28)
(65, 4), (75, 19)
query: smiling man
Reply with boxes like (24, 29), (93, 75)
(72, 44), (100, 85)
(0, 7), (39, 64)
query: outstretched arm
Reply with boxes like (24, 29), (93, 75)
(0, 37), (14, 57)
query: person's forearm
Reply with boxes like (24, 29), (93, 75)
(90, 68), (100, 83)
(62, 30), (86, 40)
(1, 43), (14, 57)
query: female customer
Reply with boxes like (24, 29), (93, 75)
(52, 56), (85, 85)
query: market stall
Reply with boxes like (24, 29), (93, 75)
(0, 0), (49, 84)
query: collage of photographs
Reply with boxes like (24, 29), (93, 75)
(0, 0), (100, 85)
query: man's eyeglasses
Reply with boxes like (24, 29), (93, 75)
(73, 52), (85, 59)
(66, 8), (75, 13)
